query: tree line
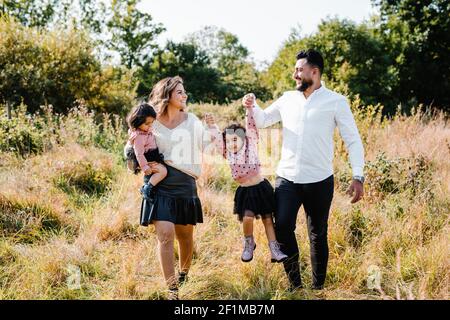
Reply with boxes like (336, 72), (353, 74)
(265, 0), (450, 113)
(0, 0), (448, 116)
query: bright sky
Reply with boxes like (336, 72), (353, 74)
(138, 0), (376, 66)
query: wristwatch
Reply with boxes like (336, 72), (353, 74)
(353, 176), (365, 184)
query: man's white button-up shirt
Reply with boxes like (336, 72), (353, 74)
(252, 84), (365, 184)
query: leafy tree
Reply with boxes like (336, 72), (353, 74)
(265, 1), (449, 113)
(0, 0), (103, 31)
(136, 41), (224, 103)
(186, 26), (271, 102)
(106, 0), (165, 68)
(0, 0), (58, 28)
(265, 19), (395, 109)
(78, 0), (106, 34)
(186, 26), (249, 72)
(1, 0), (165, 69)
(373, 0), (450, 111)
(0, 18), (135, 115)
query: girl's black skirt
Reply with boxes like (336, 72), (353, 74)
(142, 165), (203, 226)
(233, 179), (275, 222)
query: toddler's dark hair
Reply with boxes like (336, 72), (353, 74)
(126, 103), (157, 129)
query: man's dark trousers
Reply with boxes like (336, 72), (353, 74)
(274, 175), (334, 289)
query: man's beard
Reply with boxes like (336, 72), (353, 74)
(296, 78), (313, 92)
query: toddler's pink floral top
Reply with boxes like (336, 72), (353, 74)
(209, 106), (261, 184)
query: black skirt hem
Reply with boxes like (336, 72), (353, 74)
(148, 194), (203, 226)
(141, 164), (203, 226)
(233, 179), (275, 222)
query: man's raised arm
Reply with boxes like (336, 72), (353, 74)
(242, 93), (282, 129)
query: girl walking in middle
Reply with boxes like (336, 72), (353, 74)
(205, 94), (288, 263)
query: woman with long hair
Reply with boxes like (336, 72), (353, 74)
(144, 76), (211, 299)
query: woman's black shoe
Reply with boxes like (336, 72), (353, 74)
(178, 272), (188, 285)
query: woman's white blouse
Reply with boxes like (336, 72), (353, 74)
(152, 112), (212, 179)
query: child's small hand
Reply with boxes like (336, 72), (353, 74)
(148, 162), (160, 173)
(204, 113), (216, 128)
(143, 162), (159, 175)
(242, 93), (256, 108)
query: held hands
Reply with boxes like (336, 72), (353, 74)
(242, 93), (256, 108)
(204, 113), (216, 128)
(144, 162), (160, 175)
(346, 180), (364, 204)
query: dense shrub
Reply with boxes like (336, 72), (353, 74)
(0, 104), (127, 159)
(365, 152), (434, 201)
(0, 116), (44, 156)
(0, 104), (48, 156)
(0, 195), (73, 243)
(53, 160), (115, 197)
(0, 18), (135, 116)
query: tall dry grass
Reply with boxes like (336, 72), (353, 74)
(0, 102), (448, 300)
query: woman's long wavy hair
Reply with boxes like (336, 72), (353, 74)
(148, 76), (184, 116)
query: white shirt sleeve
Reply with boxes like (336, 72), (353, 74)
(252, 94), (283, 128)
(334, 98), (365, 177)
